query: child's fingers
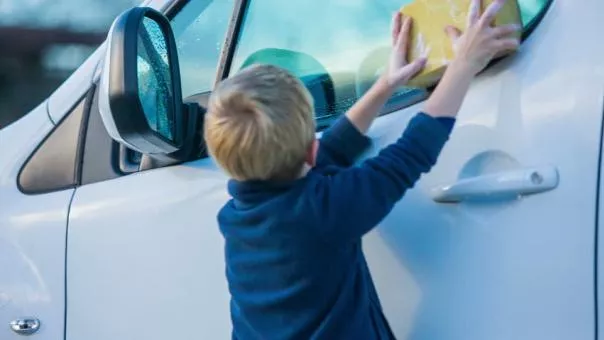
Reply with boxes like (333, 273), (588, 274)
(491, 37), (520, 53)
(467, 0), (481, 28)
(478, 0), (506, 29)
(397, 57), (427, 81)
(489, 23), (520, 39)
(391, 11), (403, 46)
(445, 25), (462, 43)
(397, 16), (413, 56)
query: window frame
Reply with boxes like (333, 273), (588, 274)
(162, 0), (247, 95)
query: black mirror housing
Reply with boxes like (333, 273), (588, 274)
(99, 7), (192, 158)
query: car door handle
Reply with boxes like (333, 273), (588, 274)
(432, 166), (559, 203)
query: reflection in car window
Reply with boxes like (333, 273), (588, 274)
(230, 0), (551, 129)
(171, 0), (235, 99)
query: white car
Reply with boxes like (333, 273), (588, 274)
(1, 0), (602, 339)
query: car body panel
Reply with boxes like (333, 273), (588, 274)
(0, 102), (72, 339)
(47, 46), (103, 125)
(364, 1), (604, 338)
(66, 158), (232, 340)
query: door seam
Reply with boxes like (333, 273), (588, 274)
(63, 188), (77, 340)
(594, 93), (604, 340)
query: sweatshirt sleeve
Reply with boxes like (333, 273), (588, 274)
(316, 116), (372, 168)
(310, 112), (455, 243)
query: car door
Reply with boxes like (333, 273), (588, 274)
(65, 1), (238, 339)
(361, 1), (604, 340)
(0, 91), (92, 339)
(227, 0), (595, 339)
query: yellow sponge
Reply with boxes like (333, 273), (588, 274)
(400, 0), (522, 87)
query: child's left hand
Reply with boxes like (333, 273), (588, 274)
(345, 12), (427, 134)
(385, 12), (427, 88)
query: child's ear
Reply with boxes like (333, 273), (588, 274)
(306, 139), (319, 167)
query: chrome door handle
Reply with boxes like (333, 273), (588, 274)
(10, 318), (41, 335)
(432, 166), (559, 203)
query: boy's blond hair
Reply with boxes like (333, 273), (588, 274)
(204, 64), (315, 181)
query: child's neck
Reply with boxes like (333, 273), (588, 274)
(297, 164), (312, 179)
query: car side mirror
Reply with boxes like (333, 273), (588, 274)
(99, 7), (203, 162)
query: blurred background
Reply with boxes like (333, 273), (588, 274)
(0, 0), (141, 128)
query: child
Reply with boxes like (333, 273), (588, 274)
(204, 0), (519, 338)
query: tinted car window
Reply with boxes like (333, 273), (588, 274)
(19, 96), (86, 194)
(519, 0), (552, 28)
(230, 0), (552, 128)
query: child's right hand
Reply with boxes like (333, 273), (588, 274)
(445, 0), (521, 76)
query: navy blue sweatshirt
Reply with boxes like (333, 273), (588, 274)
(218, 112), (455, 340)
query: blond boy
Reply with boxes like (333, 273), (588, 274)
(205, 1), (519, 338)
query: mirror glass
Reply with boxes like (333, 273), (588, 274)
(136, 16), (175, 142)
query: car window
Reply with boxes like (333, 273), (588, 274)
(19, 94), (88, 194)
(230, 0), (552, 129)
(519, 0), (552, 29)
(170, 0), (236, 99)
